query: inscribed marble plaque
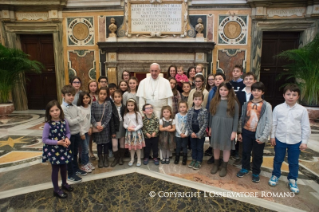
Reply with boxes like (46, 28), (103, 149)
(130, 4), (182, 33)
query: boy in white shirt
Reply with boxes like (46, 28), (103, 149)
(268, 84), (311, 194)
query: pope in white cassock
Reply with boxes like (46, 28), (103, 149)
(136, 63), (173, 118)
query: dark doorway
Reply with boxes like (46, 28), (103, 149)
(260, 31), (300, 108)
(20, 34), (57, 109)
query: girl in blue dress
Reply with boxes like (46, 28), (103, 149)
(42, 100), (74, 198)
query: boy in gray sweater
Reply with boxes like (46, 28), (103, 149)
(61, 85), (85, 182)
(236, 82), (272, 183)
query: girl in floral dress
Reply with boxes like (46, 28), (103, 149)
(123, 98), (145, 167)
(42, 100), (73, 198)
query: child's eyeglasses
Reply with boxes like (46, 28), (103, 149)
(145, 107), (153, 110)
(72, 81), (81, 84)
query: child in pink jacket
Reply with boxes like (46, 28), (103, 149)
(175, 66), (189, 89)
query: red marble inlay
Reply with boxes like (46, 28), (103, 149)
(69, 51), (95, 88)
(218, 50), (245, 81)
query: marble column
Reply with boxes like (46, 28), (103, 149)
(250, 21), (263, 81)
(6, 33), (29, 110)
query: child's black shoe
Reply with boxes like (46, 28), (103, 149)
(62, 184), (74, 192)
(54, 190), (68, 199)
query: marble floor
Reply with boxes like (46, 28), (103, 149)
(0, 110), (319, 211)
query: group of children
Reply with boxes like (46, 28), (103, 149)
(42, 65), (311, 198)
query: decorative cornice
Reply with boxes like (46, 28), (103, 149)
(247, 0), (318, 8)
(97, 41), (216, 53)
(65, 0), (121, 9)
(0, 0), (67, 10)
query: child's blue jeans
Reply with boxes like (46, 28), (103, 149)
(80, 133), (90, 165)
(190, 137), (205, 162)
(176, 137), (188, 154)
(272, 138), (301, 181)
(242, 129), (265, 175)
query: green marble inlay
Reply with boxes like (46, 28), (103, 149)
(87, 39), (94, 45)
(226, 49), (239, 56)
(218, 36), (227, 44)
(239, 15), (247, 24)
(219, 16), (228, 24)
(239, 35), (246, 44)
(67, 17), (76, 26)
(89, 62), (96, 80)
(86, 17), (94, 25)
(73, 50), (89, 57)
(68, 38), (76, 46)
(0, 173), (274, 211)
(68, 69), (76, 79)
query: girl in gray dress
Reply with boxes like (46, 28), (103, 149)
(209, 82), (239, 177)
(91, 87), (112, 168)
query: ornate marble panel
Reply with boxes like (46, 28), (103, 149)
(216, 49), (246, 80)
(67, 17), (94, 46)
(68, 50), (96, 87)
(218, 15), (248, 45)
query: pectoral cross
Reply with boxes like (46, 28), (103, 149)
(152, 93), (155, 99)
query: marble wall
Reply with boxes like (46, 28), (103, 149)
(61, 5), (319, 84)
(217, 49), (246, 80)
(68, 50), (96, 89)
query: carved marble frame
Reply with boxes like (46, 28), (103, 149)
(1, 22), (65, 110)
(250, 19), (317, 80)
(121, 0), (192, 38)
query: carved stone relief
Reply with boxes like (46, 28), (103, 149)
(16, 12), (48, 21)
(267, 7), (306, 18)
(218, 15), (248, 45)
(67, 17), (94, 46)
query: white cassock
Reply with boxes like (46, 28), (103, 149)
(137, 76), (173, 159)
(136, 76), (173, 119)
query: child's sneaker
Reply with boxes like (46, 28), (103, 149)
(193, 161), (201, 170)
(76, 169), (87, 176)
(68, 174), (82, 183)
(236, 168), (249, 178)
(288, 179), (299, 194)
(252, 174), (260, 183)
(143, 158), (149, 165)
(268, 175), (279, 186)
(188, 160), (196, 168)
(80, 164), (92, 173)
(154, 158), (159, 165)
(87, 162), (95, 170)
